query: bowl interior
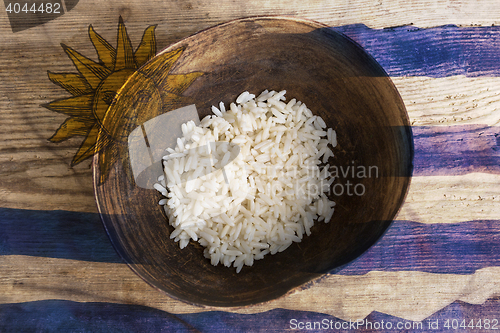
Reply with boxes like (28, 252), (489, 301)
(93, 17), (413, 307)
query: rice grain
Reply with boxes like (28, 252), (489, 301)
(156, 90), (337, 272)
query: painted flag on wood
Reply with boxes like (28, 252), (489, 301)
(1, 23), (499, 331)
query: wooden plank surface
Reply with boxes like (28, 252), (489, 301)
(1, 0), (499, 330)
(1, 254), (500, 323)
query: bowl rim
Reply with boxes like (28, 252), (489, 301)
(93, 15), (414, 309)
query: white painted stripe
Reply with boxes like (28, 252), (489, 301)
(278, 267), (500, 322)
(392, 76), (500, 127)
(397, 173), (500, 223)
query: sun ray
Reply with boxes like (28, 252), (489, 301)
(49, 117), (95, 142)
(89, 25), (117, 70)
(134, 25), (157, 68)
(139, 46), (186, 87)
(163, 72), (204, 95)
(72, 123), (114, 165)
(114, 16), (136, 71)
(72, 124), (100, 165)
(43, 94), (95, 118)
(61, 44), (112, 89)
(47, 18), (203, 181)
(47, 72), (93, 96)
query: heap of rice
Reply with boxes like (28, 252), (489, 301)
(155, 90), (337, 273)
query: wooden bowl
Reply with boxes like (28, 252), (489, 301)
(93, 16), (413, 307)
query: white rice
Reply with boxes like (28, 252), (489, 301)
(156, 90), (337, 273)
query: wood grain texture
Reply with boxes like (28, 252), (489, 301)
(1, 0), (500, 326)
(394, 76), (500, 126)
(336, 219), (500, 274)
(1, 255), (500, 322)
(2, 298), (500, 332)
(337, 24), (500, 77)
(2, 207), (499, 273)
(1, 5), (499, 214)
(2, 0), (500, 35)
(0, 208), (118, 262)
(2, 76), (499, 217)
(412, 125), (499, 176)
(397, 173), (499, 223)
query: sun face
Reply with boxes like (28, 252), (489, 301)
(44, 17), (203, 183)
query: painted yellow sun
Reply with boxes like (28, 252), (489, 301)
(44, 17), (202, 182)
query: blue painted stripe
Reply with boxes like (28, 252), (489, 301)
(0, 208), (121, 263)
(332, 24), (500, 77)
(2, 299), (500, 332)
(0, 300), (198, 333)
(412, 125), (500, 176)
(335, 219), (500, 275)
(1, 208), (499, 275)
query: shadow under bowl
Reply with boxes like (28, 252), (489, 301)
(93, 16), (413, 307)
